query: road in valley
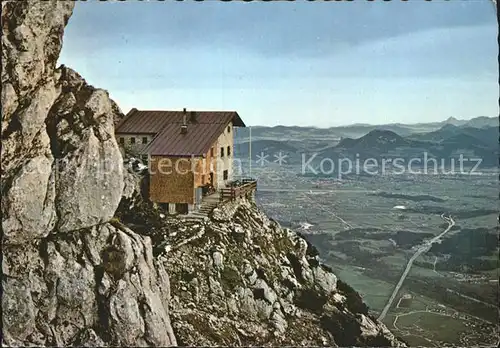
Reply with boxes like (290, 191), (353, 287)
(378, 214), (455, 321)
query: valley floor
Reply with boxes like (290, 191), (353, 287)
(245, 162), (499, 347)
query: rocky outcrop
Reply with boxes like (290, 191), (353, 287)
(1, 1), (176, 346)
(2, 223), (176, 346)
(1, 0), (123, 243)
(117, 198), (406, 347)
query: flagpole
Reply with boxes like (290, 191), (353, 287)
(249, 126), (252, 178)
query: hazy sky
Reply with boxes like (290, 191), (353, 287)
(59, 0), (498, 127)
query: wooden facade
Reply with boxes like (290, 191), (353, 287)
(149, 143), (220, 205)
(149, 156), (195, 204)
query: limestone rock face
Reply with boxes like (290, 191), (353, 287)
(47, 67), (125, 233)
(2, 223), (176, 346)
(1, 1), (124, 243)
(1, 0), (72, 244)
(1, 1), (176, 346)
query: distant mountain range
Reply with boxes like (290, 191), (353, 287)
(403, 116), (497, 129)
(235, 116), (498, 168)
(332, 127), (497, 166)
(408, 124), (498, 147)
(235, 116), (497, 142)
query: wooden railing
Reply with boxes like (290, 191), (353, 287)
(220, 177), (257, 202)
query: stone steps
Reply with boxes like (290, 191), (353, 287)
(182, 194), (220, 220)
(182, 213), (207, 221)
(200, 203), (217, 209)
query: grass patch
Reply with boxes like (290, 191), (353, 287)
(180, 312), (237, 345)
(220, 267), (243, 291)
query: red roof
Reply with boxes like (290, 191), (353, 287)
(116, 109), (246, 156)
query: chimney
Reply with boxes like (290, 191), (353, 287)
(181, 108), (188, 134)
(190, 110), (197, 123)
(182, 108), (187, 125)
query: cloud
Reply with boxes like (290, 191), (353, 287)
(64, 0), (496, 58)
(320, 24), (498, 79)
(60, 22), (497, 95)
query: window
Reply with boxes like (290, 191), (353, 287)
(130, 137), (136, 144)
(227, 126), (231, 133)
(142, 137), (148, 144)
(210, 147), (214, 157)
(141, 154), (148, 164)
(119, 137), (124, 145)
(220, 147), (224, 157)
(227, 145), (231, 156)
(223, 170), (228, 180)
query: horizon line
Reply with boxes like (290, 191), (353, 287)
(242, 115), (495, 129)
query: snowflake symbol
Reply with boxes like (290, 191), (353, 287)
(256, 152), (269, 166)
(273, 151), (288, 165)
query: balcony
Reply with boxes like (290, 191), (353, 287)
(219, 177), (257, 202)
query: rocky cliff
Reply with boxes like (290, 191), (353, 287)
(1, 2), (175, 346)
(1, 1), (404, 347)
(116, 189), (405, 347)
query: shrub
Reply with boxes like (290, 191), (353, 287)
(109, 216), (121, 224)
(295, 288), (327, 313)
(220, 267), (242, 291)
